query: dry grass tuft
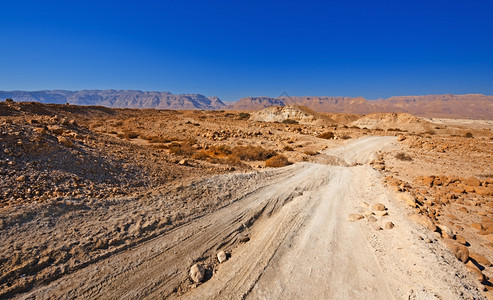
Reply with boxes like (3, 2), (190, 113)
(265, 154), (291, 167)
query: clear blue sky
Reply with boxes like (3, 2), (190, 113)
(1, 0), (492, 101)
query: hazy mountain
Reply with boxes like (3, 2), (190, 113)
(230, 94), (493, 119)
(0, 90), (226, 110)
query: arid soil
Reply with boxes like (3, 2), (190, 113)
(1, 100), (492, 299)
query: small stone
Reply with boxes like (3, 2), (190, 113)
(57, 136), (73, 147)
(190, 263), (205, 283)
(217, 251), (227, 263)
(375, 211), (388, 217)
(178, 159), (188, 165)
(372, 203), (386, 211)
(348, 214), (364, 221)
(397, 135), (406, 141)
(373, 225), (382, 231)
(367, 215), (377, 223)
(15, 175), (26, 182)
(384, 221), (394, 230)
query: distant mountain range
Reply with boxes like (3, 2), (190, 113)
(1, 90), (492, 119)
(231, 94), (493, 119)
(0, 90), (226, 110)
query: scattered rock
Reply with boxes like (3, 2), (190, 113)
(367, 215), (377, 223)
(372, 203), (386, 211)
(374, 211), (388, 217)
(465, 260), (484, 282)
(190, 263), (205, 283)
(217, 251), (227, 263)
(348, 214), (364, 221)
(397, 135), (406, 141)
(465, 177), (481, 187)
(437, 224), (454, 239)
(178, 159), (188, 166)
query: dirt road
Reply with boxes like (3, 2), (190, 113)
(18, 137), (484, 299)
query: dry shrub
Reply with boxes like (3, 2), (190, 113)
(303, 150), (317, 156)
(464, 132), (474, 138)
(169, 141), (195, 156)
(283, 145), (294, 151)
(282, 119), (298, 124)
(238, 112), (250, 120)
(117, 131), (139, 139)
(265, 154), (291, 167)
(341, 135), (351, 140)
(231, 145), (276, 161)
(318, 131), (334, 139)
(206, 144), (232, 157)
(395, 152), (412, 161)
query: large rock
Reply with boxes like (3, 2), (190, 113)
(409, 214), (437, 232)
(465, 177), (481, 187)
(444, 240), (469, 263)
(372, 203), (386, 211)
(217, 250), (227, 263)
(397, 192), (416, 207)
(470, 252), (492, 267)
(190, 263), (205, 283)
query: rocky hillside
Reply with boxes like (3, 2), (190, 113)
(250, 106), (334, 125)
(231, 94), (493, 119)
(0, 90), (226, 110)
(351, 113), (434, 132)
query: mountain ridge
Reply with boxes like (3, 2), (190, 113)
(1, 90), (492, 119)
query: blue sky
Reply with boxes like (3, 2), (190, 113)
(1, 0), (492, 101)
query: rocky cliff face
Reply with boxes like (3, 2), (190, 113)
(230, 94), (493, 119)
(0, 90), (226, 110)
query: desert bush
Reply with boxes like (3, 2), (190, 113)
(231, 145), (276, 161)
(283, 145), (294, 151)
(318, 131), (334, 139)
(464, 132), (474, 138)
(303, 150), (317, 156)
(341, 135), (351, 140)
(238, 112), (251, 120)
(265, 154), (291, 167)
(395, 152), (413, 161)
(282, 119), (299, 124)
(168, 141), (195, 156)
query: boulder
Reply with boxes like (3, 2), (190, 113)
(471, 223), (484, 231)
(409, 214), (437, 232)
(465, 260), (484, 282)
(437, 224), (454, 239)
(190, 263), (205, 283)
(47, 125), (64, 135)
(217, 250), (227, 263)
(384, 221), (394, 230)
(455, 235), (467, 245)
(57, 136), (73, 147)
(397, 192), (416, 207)
(465, 177), (481, 187)
(372, 203), (386, 211)
(444, 240), (469, 263)
(470, 252), (492, 267)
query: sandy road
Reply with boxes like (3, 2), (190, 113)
(18, 137), (484, 299)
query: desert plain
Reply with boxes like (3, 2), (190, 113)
(1, 100), (493, 299)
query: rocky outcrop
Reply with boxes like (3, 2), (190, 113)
(350, 113), (434, 132)
(249, 105), (334, 125)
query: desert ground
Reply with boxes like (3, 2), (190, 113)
(1, 100), (492, 299)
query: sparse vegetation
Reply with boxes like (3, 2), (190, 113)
(265, 154), (291, 167)
(282, 119), (298, 124)
(395, 152), (413, 161)
(238, 112), (250, 120)
(464, 132), (474, 138)
(317, 131), (335, 139)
